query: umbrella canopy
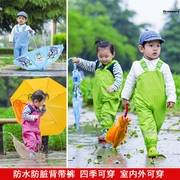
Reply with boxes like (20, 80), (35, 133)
(68, 58), (83, 130)
(10, 77), (66, 136)
(13, 44), (64, 70)
(105, 105), (130, 148)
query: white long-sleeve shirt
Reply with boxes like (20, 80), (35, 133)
(9, 24), (34, 42)
(121, 57), (177, 103)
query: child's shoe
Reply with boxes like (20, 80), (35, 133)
(148, 147), (159, 158)
(29, 152), (36, 159)
(98, 129), (108, 141)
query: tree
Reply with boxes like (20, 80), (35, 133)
(160, 0), (180, 73)
(0, 0), (66, 34)
(68, 0), (136, 71)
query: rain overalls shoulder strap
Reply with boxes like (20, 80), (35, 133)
(16, 25), (26, 32)
(27, 104), (36, 114)
(95, 60), (118, 76)
(140, 59), (163, 71)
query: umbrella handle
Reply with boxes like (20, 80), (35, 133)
(124, 104), (129, 118)
(68, 58), (72, 64)
(68, 57), (77, 70)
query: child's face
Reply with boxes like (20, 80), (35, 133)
(33, 99), (46, 108)
(138, 40), (161, 60)
(97, 47), (115, 65)
(16, 16), (27, 25)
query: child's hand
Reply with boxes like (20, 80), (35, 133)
(72, 57), (80, 64)
(106, 87), (114, 93)
(167, 101), (175, 108)
(9, 42), (13, 47)
(34, 115), (39, 120)
(122, 98), (130, 108)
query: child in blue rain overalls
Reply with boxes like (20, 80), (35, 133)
(9, 11), (35, 58)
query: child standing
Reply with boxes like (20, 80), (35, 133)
(72, 40), (123, 143)
(22, 90), (48, 158)
(9, 11), (35, 58)
(121, 29), (176, 157)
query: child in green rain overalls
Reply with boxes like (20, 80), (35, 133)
(72, 40), (123, 145)
(9, 11), (34, 58)
(121, 29), (176, 157)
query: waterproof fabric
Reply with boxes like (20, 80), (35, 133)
(10, 77), (66, 136)
(133, 59), (166, 150)
(22, 104), (42, 152)
(13, 45), (64, 70)
(72, 62), (83, 130)
(105, 105), (130, 148)
(13, 25), (29, 58)
(93, 60), (121, 130)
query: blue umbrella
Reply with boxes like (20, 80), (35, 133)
(13, 44), (64, 70)
(68, 58), (83, 130)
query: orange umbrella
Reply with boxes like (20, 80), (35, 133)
(105, 105), (130, 148)
(10, 77), (66, 136)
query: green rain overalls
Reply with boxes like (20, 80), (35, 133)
(133, 59), (167, 150)
(93, 60), (121, 130)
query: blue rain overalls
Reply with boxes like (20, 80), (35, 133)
(13, 25), (29, 58)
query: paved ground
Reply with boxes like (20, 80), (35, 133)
(0, 62), (66, 76)
(0, 151), (66, 168)
(68, 108), (180, 168)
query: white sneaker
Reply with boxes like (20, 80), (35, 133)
(29, 152), (36, 158)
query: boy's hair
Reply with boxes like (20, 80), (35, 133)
(28, 90), (49, 102)
(94, 39), (114, 54)
(139, 29), (164, 46)
(17, 11), (28, 19)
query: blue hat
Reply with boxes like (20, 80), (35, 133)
(139, 29), (165, 45)
(17, 11), (28, 18)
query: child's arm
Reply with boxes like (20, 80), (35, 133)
(22, 105), (38, 121)
(107, 62), (123, 93)
(162, 63), (177, 107)
(121, 61), (137, 103)
(9, 26), (16, 47)
(27, 25), (35, 36)
(39, 104), (46, 116)
(72, 57), (96, 72)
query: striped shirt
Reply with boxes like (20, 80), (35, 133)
(22, 104), (46, 121)
(78, 58), (123, 91)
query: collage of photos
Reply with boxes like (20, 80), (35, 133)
(0, 0), (180, 171)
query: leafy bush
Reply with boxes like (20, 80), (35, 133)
(68, 73), (180, 112)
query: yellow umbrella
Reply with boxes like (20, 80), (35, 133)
(105, 105), (130, 149)
(10, 77), (66, 136)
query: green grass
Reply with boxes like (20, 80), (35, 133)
(0, 107), (66, 151)
(0, 54), (14, 66)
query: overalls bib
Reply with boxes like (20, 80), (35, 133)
(133, 59), (167, 150)
(22, 104), (42, 152)
(93, 60), (121, 130)
(13, 25), (29, 58)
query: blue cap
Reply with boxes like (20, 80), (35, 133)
(17, 11), (28, 18)
(139, 29), (165, 45)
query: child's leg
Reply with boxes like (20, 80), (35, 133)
(35, 133), (42, 152)
(20, 45), (28, 56)
(14, 45), (20, 59)
(23, 131), (38, 152)
(137, 106), (158, 150)
(98, 100), (116, 130)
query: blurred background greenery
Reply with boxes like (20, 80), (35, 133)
(68, 0), (180, 73)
